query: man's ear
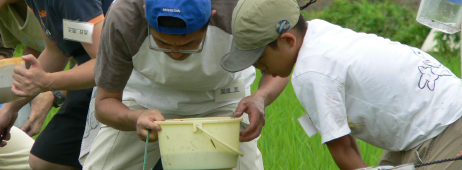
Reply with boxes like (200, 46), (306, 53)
(280, 33), (297, 48)
(210, 10), (217, 18)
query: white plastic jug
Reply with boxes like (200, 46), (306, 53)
(155, 117), (243, 170)
(0, 58), (25, 104)
(417, 0), (462, 34)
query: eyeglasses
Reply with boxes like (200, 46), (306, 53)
(148, 28), (206, 54)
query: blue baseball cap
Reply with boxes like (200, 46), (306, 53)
(145, 0), (211, 35)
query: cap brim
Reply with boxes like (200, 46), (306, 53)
(221, 43), (266, 73)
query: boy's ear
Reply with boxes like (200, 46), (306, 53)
(210, 10), (217, 18)
(280, 32), (297, 48)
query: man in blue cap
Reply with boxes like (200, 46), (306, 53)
(83, 0), (289, 169)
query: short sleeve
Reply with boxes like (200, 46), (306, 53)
(94, 1), (134, 92)
(292, 72), (351, 144)
(0, 19), (21, 48)
(56, 0), (104, 24)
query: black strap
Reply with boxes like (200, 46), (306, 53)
(300, 0), (317, 10)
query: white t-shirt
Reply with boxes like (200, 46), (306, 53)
(292, 19), (462, 151)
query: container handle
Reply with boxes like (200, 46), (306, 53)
(196, 125), (245, 157)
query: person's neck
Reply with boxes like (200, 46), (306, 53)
(10, 1), (28, 22)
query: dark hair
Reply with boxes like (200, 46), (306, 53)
(268, 14), (307, 49)
(157, 16), (210, 34)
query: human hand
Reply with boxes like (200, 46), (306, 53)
(21, 91), (54, 136)
(234, 92), (266, 142)
(457, 150), (462, 158)
(0, 105), (19, 147)
(12, 55), (50, 97)
(136, 109), (165, 142)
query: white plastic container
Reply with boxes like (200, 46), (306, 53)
(417, 0), (462, 34)
(0, 58), (25, 104)
(155, 117), (244, 170)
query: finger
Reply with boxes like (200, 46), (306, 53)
(150, 110), (166, 122)
(12, 73), (27, 84)
(240, 111), (260, 137)
(13, 66), (28, 77)
(234, 100), (248, 117)
(140, 119), (162, 131)
(0, 141), (6, 147)
(22, 54), (40, 68)
(148, 130), (159, 142)
(137, 128), (149, 141)
(28, 128), (40, 137)
(11, 84), (27, 97)
(20, 120), (32, 133)
(240, 117), (264, 142)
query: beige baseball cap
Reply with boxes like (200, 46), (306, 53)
(221, 0), (300, 72)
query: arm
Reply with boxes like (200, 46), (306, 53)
(44, 21), (103, 90)
(234, 71), (290, 142)
(22, 46), (41, 60)
(256, 73), (289, 106)
(326, 135), (368, 170)
(94, 87), (140, 131)
(11, 21), (103, 97)
(95, 87), (164, 142)
(20, 91), (54, 136)
(349, 135), (363, 159)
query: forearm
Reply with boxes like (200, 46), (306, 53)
(45, 59), (96, 91)
(255, 73), (290, 106)
(2, 95), (36, 112)
(332, 147), (367, 170)
(349, 135), (363, 159)
(327, 135), (368, 170)
(95, 88), (140, 131)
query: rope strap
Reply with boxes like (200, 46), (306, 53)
(415, 156), (462, 168)
(143, 130), (151, 170)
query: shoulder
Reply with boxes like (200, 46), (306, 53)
(105, 0), (146, 33)
(101, 0), (147, 56)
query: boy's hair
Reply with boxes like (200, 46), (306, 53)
(157, 16), (210, 33)
(267, 14), (307, 49)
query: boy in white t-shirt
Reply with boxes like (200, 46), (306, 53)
(221, 0), (462, 169)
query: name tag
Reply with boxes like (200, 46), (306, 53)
(63, 19), (94, 43)
(215, 79), (245, 102)
(298, 113), (318, 137)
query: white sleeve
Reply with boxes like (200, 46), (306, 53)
(292, 72), (351, 144)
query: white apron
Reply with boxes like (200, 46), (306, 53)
(80, 26), (255, 164)
(123, 26), (256, 115)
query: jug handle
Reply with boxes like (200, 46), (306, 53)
(196, 125), (245, 157)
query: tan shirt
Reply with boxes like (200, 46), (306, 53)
(94, 0), (238, 92)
